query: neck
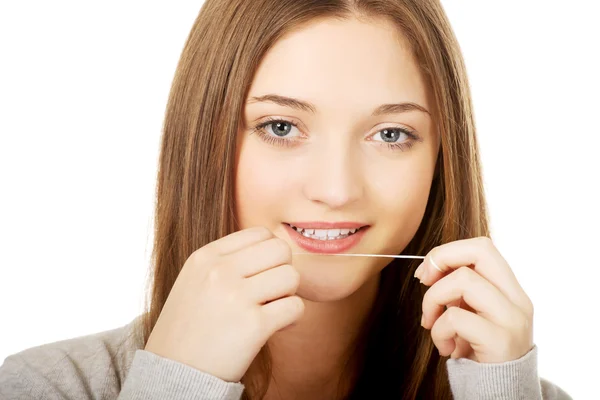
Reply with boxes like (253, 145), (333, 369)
(250, 272), (381, 400)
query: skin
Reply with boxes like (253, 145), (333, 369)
(234, 15), (533, 400)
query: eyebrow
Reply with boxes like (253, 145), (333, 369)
(247, 94), (431, 116)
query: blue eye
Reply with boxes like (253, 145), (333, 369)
(269, 121), (293, 137)
(373, 128), (410, 143)
(368, 126), (422, 152)
(254, 118), (301, 138)
(250, 118), (303, 148)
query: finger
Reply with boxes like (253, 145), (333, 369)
(442, 302), (474, 359)
(447, 298), (475, 314)
(441, 301), (475, 359)
(244, 264), (300, 304)
(226, 237), (292, 278)
(260, 295), (305, 335)
(421, 266), (522, 330)
(418, 237), (532, 315)
(450, 336), (473, 359)
(430, 306), (500, 358)
(446, 299), (461, 308)
(204, 226), (274, 256)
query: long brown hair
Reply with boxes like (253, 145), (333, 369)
(136, 0), (489, 398)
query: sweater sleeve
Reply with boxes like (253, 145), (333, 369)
(0, 348), (245, 400)
(445, 345), (572, 400)
(117, 350), (245, 400)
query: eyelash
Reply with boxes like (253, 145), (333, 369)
(250, 117), (420, 151)
(250, 117), (300, 148)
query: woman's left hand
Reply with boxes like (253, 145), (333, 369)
(414, 236), (534, 363)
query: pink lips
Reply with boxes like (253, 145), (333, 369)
(283, 222), (368, 254)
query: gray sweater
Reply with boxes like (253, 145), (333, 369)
(0, 315), (572, 399)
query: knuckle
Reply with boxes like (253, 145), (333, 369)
(273, 238), (292, 260)
(205, 261), (236, 286)
(252, 226), (273, 239)
(523, 298), (534, 319)
(292, 296), (305, 316)
(456, 266), (474, 283)
(222, 287), (240, 305)
(445, 306), (460, 325)
(191, 245), (223, 271)
(206, 266), (224, 285)
(476, 236), (494, 249)
(190, 247), (211, 267)
(283, 264), (301, 287)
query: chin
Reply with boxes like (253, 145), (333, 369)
(293, 261), (381, 302)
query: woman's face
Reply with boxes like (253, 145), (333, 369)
(235, 16), (439, 301)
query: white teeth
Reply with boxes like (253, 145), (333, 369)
(327, 229), (341, 237)
(313, 229), (328, 238)
(288, 224), (363, 240)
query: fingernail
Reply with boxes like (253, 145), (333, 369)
(420, 314), (425, 327)
(414, 262), (424, 279)
(430, 255), (443, 273)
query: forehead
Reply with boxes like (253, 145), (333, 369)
(248, 16), (430, 111)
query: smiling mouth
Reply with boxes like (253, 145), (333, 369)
(284, 223), (365, 241)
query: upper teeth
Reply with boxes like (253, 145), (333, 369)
(289, 225), (359, 237)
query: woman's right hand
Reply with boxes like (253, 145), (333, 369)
(144, 226), (304, 383)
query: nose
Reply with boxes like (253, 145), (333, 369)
(302, 140), (364, 209)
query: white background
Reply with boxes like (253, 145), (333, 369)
(1, 1), (598, 398)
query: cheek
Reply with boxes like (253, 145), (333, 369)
(367, 158), (435, 250)
(235, 139), (297, 228)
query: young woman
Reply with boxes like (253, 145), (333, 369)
(0, 0), (572, 399)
